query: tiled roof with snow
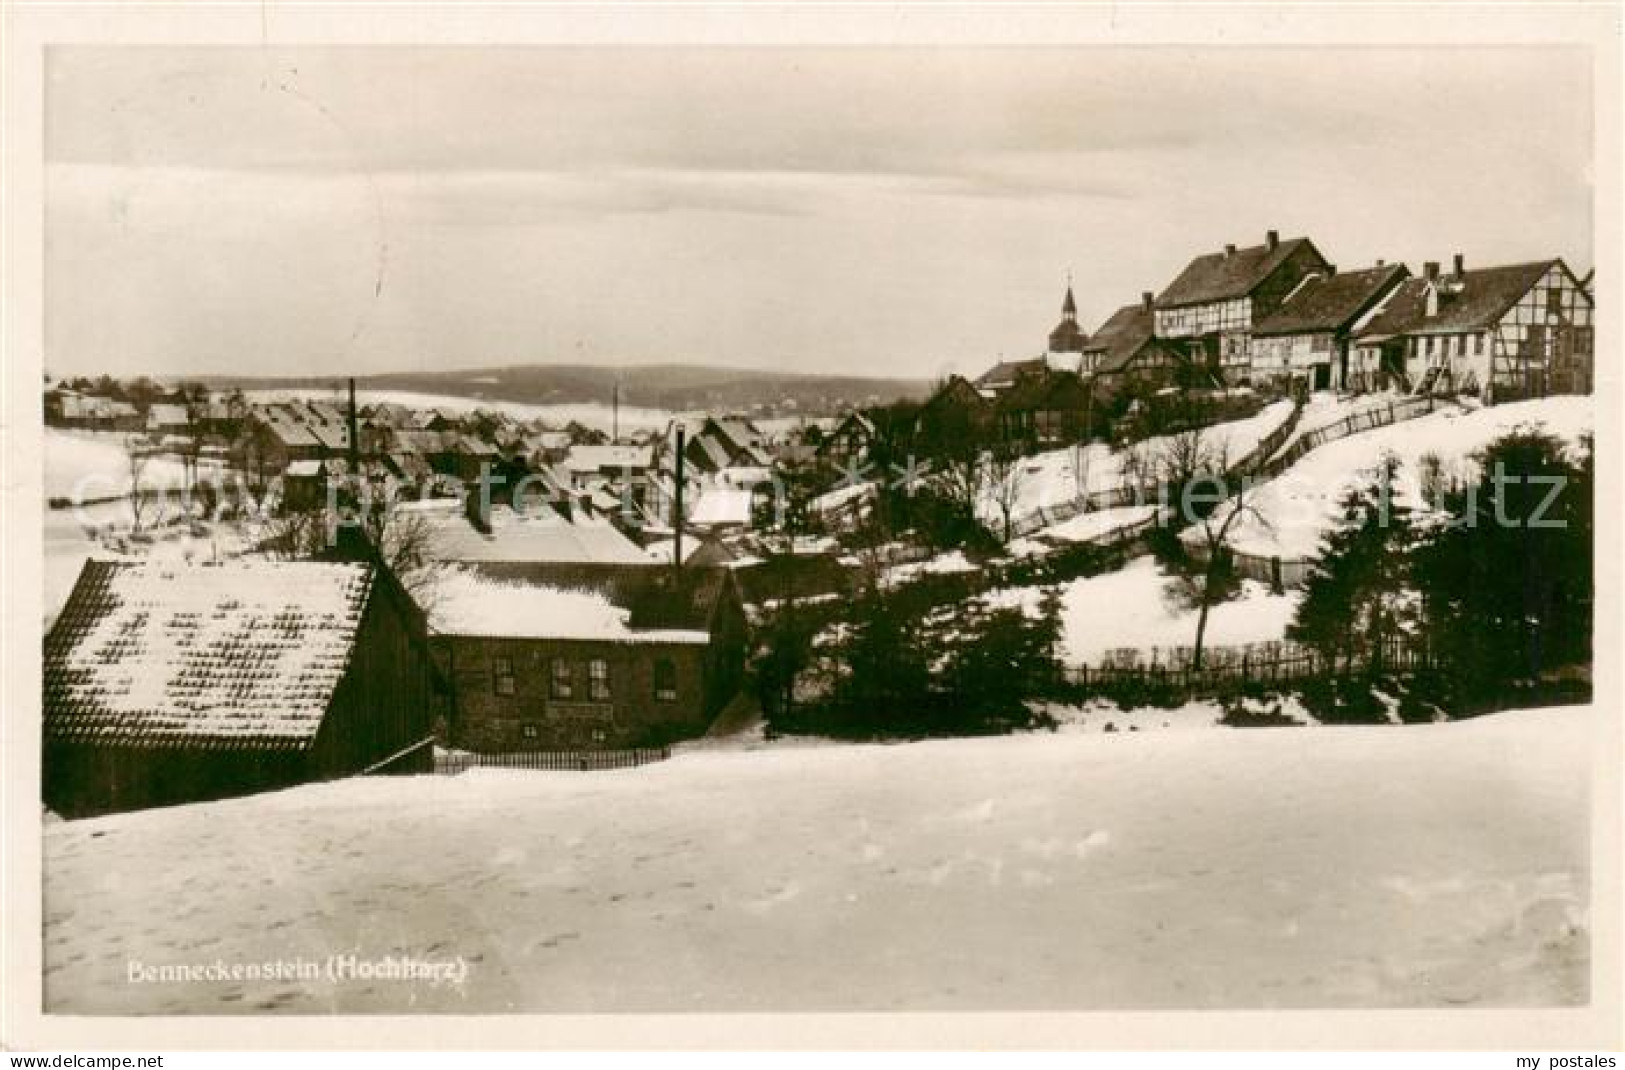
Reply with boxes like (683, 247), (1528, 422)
(1156, 237), (1321, 309)
(428, 568), (709, 644)
(563, 444), (655, 474)
(44, 560), (375, 750)
(414, 503), (651, 565)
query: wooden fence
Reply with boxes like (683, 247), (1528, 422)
(1065, 636), (1435, 696)
(434, 747), (672, 775)
(1008, 394), (1309, 540)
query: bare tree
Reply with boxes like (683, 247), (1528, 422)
(124, 435), (151, 534)
(983, 448), (1027, 543)
(1152, 429), (1273, 671)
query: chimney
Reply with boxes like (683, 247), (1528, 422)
(1141, 291), (1155, 311)
(1424, 261), (1441, 282)
(1453, 253), (1465, 277)
(1376, 259), (1385, 267)
(1326, 264), (1337, 277)
(1266, 229), (1279, 251)
(1224, 244), (1237, 258)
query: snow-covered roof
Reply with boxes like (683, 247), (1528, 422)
(428, 569), (709, 644)
(44, 560), (376, 750)
(415, 503), (651, 565)
(562, 444), (655, 474)
(688, 486), (756, 527)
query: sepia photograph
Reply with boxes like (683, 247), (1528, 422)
(2, 3), (1621, 1057)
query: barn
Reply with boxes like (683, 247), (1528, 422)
(44, 558), (438, 818)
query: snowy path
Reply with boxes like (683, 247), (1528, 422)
(44, 706), (1589, 1013)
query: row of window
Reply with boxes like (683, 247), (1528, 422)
(491, 655), (678, 703)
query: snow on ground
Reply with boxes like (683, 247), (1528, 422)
(1213, 395), (1593, 559)
(979, 399), (1295, 529)
(881, 549), (979, 587)
(43, 705), (1590, 1012)
(45, 429), (206, 502)
(1267, 389), (1408, 462)
(1031, 504), (1159, 546)
(989, 555), (1299, 665)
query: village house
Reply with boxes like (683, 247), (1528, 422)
(43, 558), (438, 818)
(972, 357), (1051, 399)
(1348, 256), (1596, 399)
(1153, 230), (1331, 382)
(427, 566), (747, 752)
(408, 498), (654, 581)
(1249, 262), (1411, 391)
(144, 401), (191, 435)
(996, 368), (1094, 449)
(49, 393), (145, 432)
(817, 410), (877, 465)
(913, 374), (995, 455)
(1082, 292), (1186, 396)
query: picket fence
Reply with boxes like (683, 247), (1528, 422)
(434, 747), (671, 775)
(1065, 636), (1435, 695)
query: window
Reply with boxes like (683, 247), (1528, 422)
(1547, 287), (1563, 317)
(550, 657), (572, 700)
(1475, 333), (1485, 356)
(493, 655), (515, 697)
(654, 658), (678, 702)
(522, 724), (539, 740)
(1424, 337), (1435, 358)
(589, 658), (610, 701)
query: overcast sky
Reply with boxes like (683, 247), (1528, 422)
(46, 47), (1593, 382)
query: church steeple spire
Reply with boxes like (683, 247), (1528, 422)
(1048, 272), (1086, 356)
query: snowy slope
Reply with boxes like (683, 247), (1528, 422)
(989, 555), (1300, 663)
(979, 399), (1295, 530)
(1215, 395), (1592, 559)
(44, 705), (1588, 1013)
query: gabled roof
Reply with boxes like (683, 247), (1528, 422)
(426, 567), (711, 644)
(409, 501), (651, 566)
(1353, 277), (1431, 343)
(564, 444), (655, 475)
(1156, 236), (1322, 309)
(998, 368), (1088, 411)
(45, 560), (375, 750)
(974, 357), (1048, 391)
(147, 403), (190, 427)
(1083, 302), (1162, 374)
(1253, 264), (1410, 337)
(1407, 260), (1567, 335)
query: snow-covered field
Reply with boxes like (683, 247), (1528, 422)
(45, 429), (207, 502)
(43, 706), (1589, 1012)
(1213, 395), (1592, 559)
(989, 555), (1299, 665)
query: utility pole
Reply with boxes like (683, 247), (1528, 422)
(673, 424), (685, 574)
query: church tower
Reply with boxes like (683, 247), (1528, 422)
(1047, 279), (1087, 357)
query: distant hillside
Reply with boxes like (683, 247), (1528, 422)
(196, 363), (933, 415)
